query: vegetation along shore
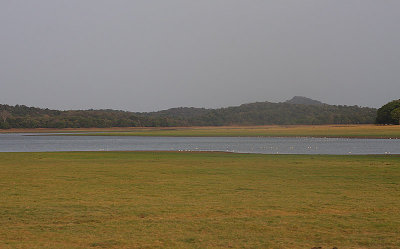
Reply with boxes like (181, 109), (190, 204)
(2, 124), (400, 139)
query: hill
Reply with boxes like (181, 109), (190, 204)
(0, 97), (377, 128)
(284, 96), (324, 106)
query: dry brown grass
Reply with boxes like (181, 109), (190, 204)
(2, 124), (400, 138)
(1, 152), (399, 248)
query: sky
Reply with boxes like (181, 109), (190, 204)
(1, 1), (400, 112)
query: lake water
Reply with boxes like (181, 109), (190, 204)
(0, 133), (399, 154)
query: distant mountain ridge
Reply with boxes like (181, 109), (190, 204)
(0, 97), (377, 128)
(285, 96), (324, 106)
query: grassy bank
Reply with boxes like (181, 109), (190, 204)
(1, 152), (399, 248)
(2, 124), (400, 138)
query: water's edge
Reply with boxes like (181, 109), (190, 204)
(1, 133), (399, 155)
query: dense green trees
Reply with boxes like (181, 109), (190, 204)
(0, 100), (378, 129)
(391, 108), (400, 125)
(376, 100), (400, 125)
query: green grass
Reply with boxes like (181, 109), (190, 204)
(1, 152), (400, 248)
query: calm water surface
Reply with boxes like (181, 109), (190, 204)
(0, 133), (399, 154)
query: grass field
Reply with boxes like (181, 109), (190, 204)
(1, 151), (399, 248)
(2, 124), (400, 138)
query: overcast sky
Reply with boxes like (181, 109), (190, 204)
(1, 1), (399, 112)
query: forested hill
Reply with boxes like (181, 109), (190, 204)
(285, 96), (324, 106)
(0, 97), (377, 128)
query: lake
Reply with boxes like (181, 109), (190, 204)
(0, 133), (399, 154)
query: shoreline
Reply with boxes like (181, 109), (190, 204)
(1, 124), (399, 139)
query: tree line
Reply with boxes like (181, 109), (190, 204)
(0, 100), (378, 129)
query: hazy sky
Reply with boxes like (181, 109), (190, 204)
(1, 1), (399, 112)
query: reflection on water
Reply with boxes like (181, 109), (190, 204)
(0, 133), (399, 155)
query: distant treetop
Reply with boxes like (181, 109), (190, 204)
(284, 96), (324, 106)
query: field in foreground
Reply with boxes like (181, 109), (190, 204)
(1, 152), (399, 248)
(2, 124), (400, 138)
